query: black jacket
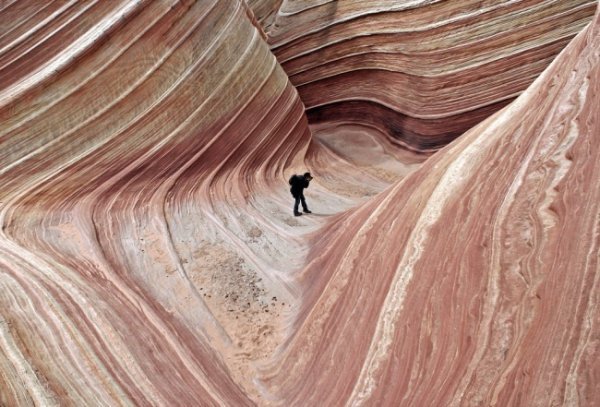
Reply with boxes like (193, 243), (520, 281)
(289, 175), (310, 197)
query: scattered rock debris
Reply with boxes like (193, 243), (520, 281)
(185, 243), (287, 360)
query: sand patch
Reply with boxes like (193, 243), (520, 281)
(184, 242), (290, 398)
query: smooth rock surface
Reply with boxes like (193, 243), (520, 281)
(0, 1), (311, 404)
(0, 0), (598, 405)
(264, 8), (600, 405)
(266, 0), (597, 151)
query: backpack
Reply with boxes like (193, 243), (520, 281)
(288, 174), (298, 185)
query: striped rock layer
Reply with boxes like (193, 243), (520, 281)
(1, 0), (599, 406)
(0, 0), (309, 405)
(266, 0), (597, 151)
(246, 0), (283, 33)
(264, 8), (600, 405)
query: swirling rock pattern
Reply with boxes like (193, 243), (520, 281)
(264, 8), (600, 405)
(0, 0), (310, 404)
(267, 0), (597, 151)
(1, 0), (599, 406)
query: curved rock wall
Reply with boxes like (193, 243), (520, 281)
(0, 0), (309, 404)
(268, 0), (597, 151)
(0, 0), (598, 405)
(264, 8), (600, 405)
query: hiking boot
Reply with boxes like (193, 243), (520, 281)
(303, 209), (312, 214)
(294, 212), (302, 217)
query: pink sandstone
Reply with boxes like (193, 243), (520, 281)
(264, 0), (597, 151)
(0, 0), (598, 405)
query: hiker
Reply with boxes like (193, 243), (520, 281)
(288, 172), (313, 216)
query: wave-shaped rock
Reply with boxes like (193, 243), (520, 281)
(0, 0), (598, 405)
(264, 8), (600, 405)
(268, 0), (597, 151)
(0, 1), (309, 404)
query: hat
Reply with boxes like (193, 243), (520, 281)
(303, 172), (313, 180)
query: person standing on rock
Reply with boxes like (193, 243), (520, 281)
(288, 172), (313, 216)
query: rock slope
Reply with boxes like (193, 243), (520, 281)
(0, 1), (310, 404)
(266, 0), (597, 151)
(0, 0), (598, 405)
(264, 7), (600, 405)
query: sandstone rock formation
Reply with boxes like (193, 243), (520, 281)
(246, 0), (283, 32)
(0, 1), (309, 404)
(265, 0), (597, 151)
(0, 0), (598, 405)
(263, 7), (600, 404)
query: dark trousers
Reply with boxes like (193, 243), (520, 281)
(293, 193), (308, 213)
